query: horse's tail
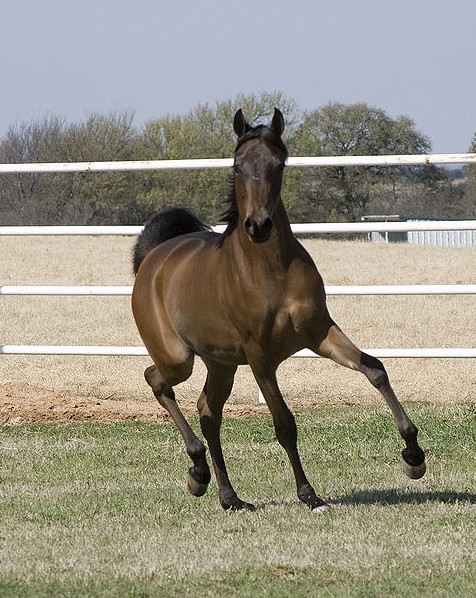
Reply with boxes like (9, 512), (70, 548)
(132, 208), (209, 275)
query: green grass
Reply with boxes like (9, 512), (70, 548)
(1, 403), (475, 597)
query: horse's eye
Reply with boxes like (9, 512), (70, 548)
(233, 162), (241, 174)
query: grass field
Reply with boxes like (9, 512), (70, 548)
(1, 404), (476, 597)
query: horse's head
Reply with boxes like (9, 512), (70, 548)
(232, 108), (288, 243)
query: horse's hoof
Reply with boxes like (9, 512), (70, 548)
(187, 473), (209, 497)
(221, 498), (256, 512)
(299, 484), (327, 511)
(310, 501), (329, 513)
(403, 460), (426, 480)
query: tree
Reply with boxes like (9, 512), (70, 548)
(0, 110), (145, 224)
(289, 102), (433, 220)
(2, 97), (472, 226)
(59, 111), (145, 224)
(0, 116), (66, 224)
(467, 132), (476, 207)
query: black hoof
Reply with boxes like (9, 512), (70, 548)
(187, 467), (211, 497)
(402, 448), (426, 480)
(298, 484), (327, 511)
(308, 497), (329, 512)
(403, 460), (427, 480)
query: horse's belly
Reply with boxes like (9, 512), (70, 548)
(167, 297), (246, 364)
(183, 330), (248, 365)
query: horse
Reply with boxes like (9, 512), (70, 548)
(131, 108), (426, 512)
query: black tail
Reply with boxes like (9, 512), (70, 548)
(132, 208), (209, 275)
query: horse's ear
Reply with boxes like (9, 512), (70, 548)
(233, 109), (250, 138)
(270, 108), (285, 137)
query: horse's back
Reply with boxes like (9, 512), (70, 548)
(135, 230), (218, 280)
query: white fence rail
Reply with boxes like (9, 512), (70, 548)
(2, 219), (476, 237)
(2, 221), (475, 358)
(1, 152), (475, 359)
(1, 284), (476, 296)
(1, 345), (476, 358)
(1, 152), (475, 174)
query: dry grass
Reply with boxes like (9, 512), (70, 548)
(1, 236), (475, 411)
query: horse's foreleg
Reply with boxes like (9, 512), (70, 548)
(315, 323), (426, 479)
(247, 354), (327, 511)
(198, 362), (254, 511)
(144, 363), (211, 495)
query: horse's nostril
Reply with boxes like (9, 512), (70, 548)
(244, 217), (254, 236)
(261, 217), (273, 238)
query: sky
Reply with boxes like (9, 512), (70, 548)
(1, 0), (475, 154)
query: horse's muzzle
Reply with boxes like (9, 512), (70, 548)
(244, 216), (273, 243)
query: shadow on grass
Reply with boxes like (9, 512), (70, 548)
(332, 489), (476, 506)
(250, 490), (476, 512)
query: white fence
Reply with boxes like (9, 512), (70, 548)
(369, 225), (476, 247)
(2, 220), (475, 359)
(1, 152), (476, 174)
(407, 229), (476, 247)
(1, 152), (476, 359)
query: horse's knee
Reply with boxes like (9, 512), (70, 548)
(144, 357), (193, 396)
(360, 353), (389, 390)
(143, 365), (172, 400)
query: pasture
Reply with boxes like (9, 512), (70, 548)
(1, 235), (475, 596)
(0, 236), (474, 418)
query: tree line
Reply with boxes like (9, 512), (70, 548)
(0, 91), (474, 225)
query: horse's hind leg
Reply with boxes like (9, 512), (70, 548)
(197, 361), (255, 511)
(315, 322), (426, 479)
(144, 362), (211, 496)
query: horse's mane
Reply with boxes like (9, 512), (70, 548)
(217, 125), (288, 247)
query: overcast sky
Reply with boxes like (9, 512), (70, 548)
(1, 0), (475, 154)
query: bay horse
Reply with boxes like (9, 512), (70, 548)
(131, 108), (426, 511)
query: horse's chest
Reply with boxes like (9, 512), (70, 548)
(244, 295), (317, 344)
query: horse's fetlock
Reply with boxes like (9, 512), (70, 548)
(400, 422), (418, 442)
(187, 439), (206, 464)
(297, 483), (314, 502)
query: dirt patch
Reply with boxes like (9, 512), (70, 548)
(0, 383), (269, 425)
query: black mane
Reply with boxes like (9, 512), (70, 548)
(217, 124), (288, 246)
